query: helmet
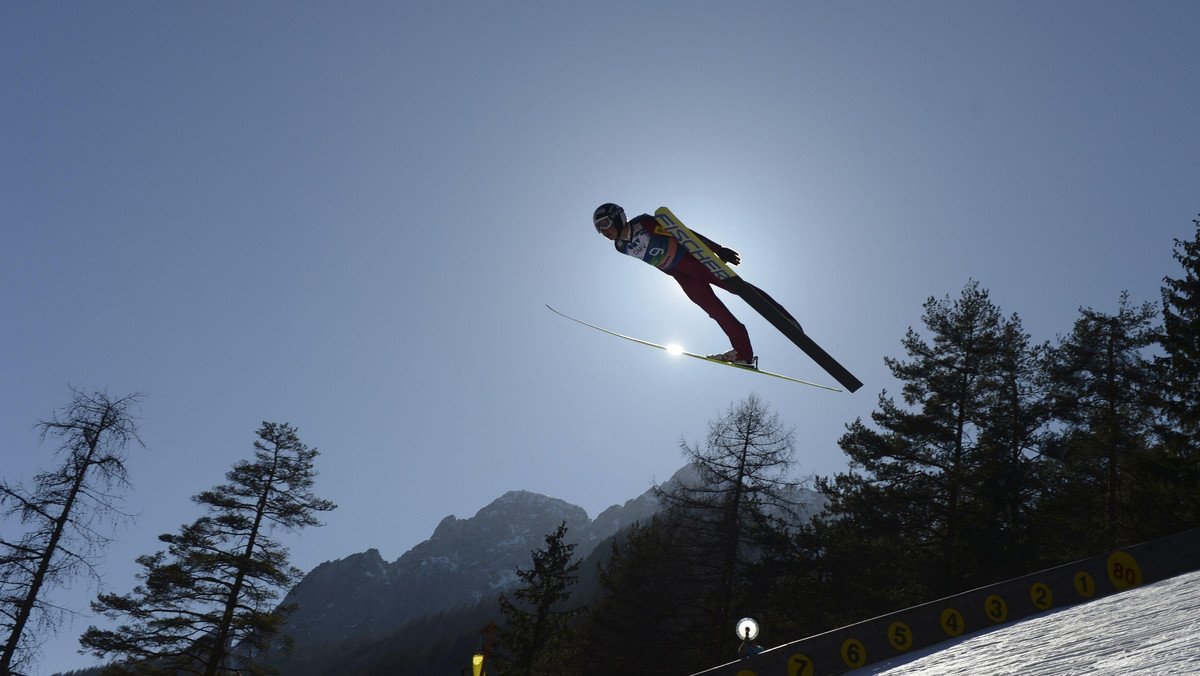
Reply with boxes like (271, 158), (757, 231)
(593, 203), (626, 234)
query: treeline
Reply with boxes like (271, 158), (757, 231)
(492, 217), (1200, 676)
(263, 600), (501, 676)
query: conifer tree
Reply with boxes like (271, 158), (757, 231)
(495, 522), (581, 676)
(1157, 216), (1200, 527)
(575, 520), (691, 676)
(827, 281), (1043, 595)
(970, 313), (1051, 575)
(1, 389), (143, 676)
(1043, 293), (1160, 552)
(80, 422), (335, 676)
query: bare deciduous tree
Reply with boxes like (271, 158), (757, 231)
(1, 388), (144, 675)
(654, 394), (799, 662)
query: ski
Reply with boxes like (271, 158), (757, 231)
(546, 305), (842, 391)
(654, 206), (864, 393)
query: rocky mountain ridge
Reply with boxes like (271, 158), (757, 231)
(278, 465), (827, 646)
(278, 485), (659, 644)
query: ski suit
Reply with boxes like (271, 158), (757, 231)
(615, 213), (796, 361)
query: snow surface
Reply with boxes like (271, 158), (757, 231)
(845, 569), (1200, 675)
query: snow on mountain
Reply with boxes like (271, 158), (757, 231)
(847, 568), (1200, 676)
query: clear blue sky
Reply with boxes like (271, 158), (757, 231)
(3, 2), (1197, 673)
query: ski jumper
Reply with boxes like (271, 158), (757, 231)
(615, 214), (798, 361)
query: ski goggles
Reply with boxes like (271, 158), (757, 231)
(594, 216), (615, 232)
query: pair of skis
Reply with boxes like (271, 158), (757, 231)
(552, 207), (862, 393)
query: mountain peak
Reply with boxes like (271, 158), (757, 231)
(279, 467), (816, 647)
(476, 490), (589, 524)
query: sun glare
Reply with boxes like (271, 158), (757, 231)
(666, 343), (684, 355)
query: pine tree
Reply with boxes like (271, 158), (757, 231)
(828, 281), (1044, 595)
(495, 522), (581, 676)
(1043, 293), (1160, 552)
(970, 313), (1051, 575)
(1, 389), (143, 676)
(1157, 216), (1200, 527)
(80, 422), (335, 676)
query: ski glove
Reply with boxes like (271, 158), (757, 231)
(714, 246), (741, 266)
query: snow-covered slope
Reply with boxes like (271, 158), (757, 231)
(848, 568), (1200, 675)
